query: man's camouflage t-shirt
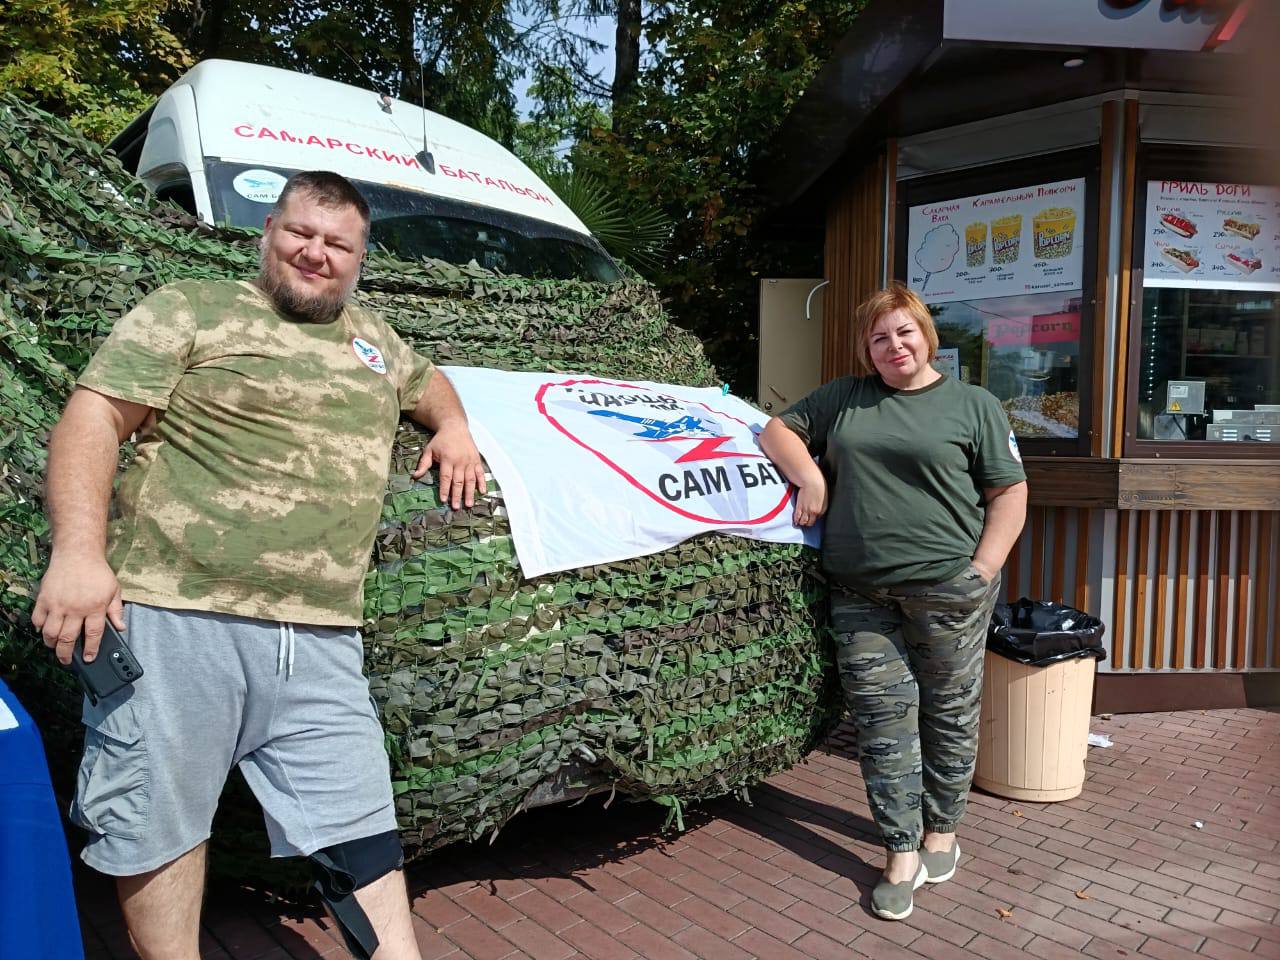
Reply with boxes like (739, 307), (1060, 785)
(78, 279), (434, 625)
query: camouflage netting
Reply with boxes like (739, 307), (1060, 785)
(0, 95), (839, 878)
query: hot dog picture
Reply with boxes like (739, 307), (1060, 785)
(1161, 246), (1200, 273)
(1225, 248), (1262, 275)
(1160, 211), (1198, 238)
(1222, 218), (1261, 241)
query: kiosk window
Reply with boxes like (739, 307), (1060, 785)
(1136, 178), (1280, 445)
(928, 292), (1082, 440)
(1137, 289), (1278, 442)
(900, 158), (1095, 454)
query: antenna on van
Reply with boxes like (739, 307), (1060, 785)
(336, 43), (394, 115)
(415, 58), (436, 175)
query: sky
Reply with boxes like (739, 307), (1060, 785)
(513, 11), (617, 118)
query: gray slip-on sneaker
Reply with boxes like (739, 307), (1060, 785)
(871, 861), (928, 920)
(920, 841), (961, 883)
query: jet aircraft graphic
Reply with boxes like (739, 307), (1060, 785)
(587, 410), (718, 440)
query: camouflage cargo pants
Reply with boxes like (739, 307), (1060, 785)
(831, 563), (1000, 852)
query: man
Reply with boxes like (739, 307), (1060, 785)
(32, 171), (482, 960)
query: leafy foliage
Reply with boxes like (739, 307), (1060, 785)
(528, 157), (671, 271)
(0, 0), (191, 141)
(565, 0), (865, 393)
(162, 1), (523, 144)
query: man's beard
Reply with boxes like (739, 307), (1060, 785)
(256, 252), (356, 324)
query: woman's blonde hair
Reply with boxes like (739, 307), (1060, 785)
(852, 282), (939, 375)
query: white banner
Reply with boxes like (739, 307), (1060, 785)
(907, 178), (1086, 305)
(439, 367), (819, 578)
(1142, 180), (1280, 292)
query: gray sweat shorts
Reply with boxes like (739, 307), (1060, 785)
(71, 602), (398, 876)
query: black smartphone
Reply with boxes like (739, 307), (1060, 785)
(71, 620), (143, 704)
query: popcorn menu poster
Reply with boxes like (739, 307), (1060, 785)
(907, 177), (1086, 306)
(1143, 180), (1280, 292)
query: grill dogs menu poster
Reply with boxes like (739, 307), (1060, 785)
(907, 178), (1086, 305)
(1143, 180), (1280, 292)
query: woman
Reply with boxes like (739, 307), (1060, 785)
(760, 283), (1027, 921)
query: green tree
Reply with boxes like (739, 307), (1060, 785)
(0, 0), (191, 141)
(167, 1), (524, 145)
(571, 0), (864, 392)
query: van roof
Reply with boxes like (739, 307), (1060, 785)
(176, 59), (589, 236)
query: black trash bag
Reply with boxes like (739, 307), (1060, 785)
(986, 598), (1106, 666)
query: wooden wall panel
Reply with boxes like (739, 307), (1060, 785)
(1006, 528), (1022, 603)
(1074, 508), (1092, 613)
(1023, 458), (1280, 511)
(1117, 461), (1280, 511)
(1214, 513), (1231, 669)
(1234, 516), (1251, 670)
(1099, 509), (1279, 674)
(1023, 458), (1118, 508)
(1050, 509), (1067, 603)
(991, 505), (1277, 675)
(1153, 512), (1171, 670)
(1133, 511), (1151, 669)
(1257, 514), (1274, 669)
(1110, 99), (1139, 459)
(1001, 506), (1096, 612)
(1113, 510), (1131, 670)
(821, 144), (893, 379)
(1173, 513), (1190, 670)
(1091, 100), (1118, 459)
(1030, 506), (1046, 602)
(1194, 511), (1211, 670)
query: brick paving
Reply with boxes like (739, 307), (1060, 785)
(76, 707), (1280, 959)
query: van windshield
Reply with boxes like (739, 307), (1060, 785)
(206, 161), (621, 282)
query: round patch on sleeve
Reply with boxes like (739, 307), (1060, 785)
(1008, 430), (1022, 462)
(351, 337), (387, 374)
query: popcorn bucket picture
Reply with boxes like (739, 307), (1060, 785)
(991, 215), (1022, 265)
(1032, 207), (1076, 259)
(965, 222), (988, 267)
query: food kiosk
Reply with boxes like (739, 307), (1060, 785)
(759, 0), (1279, 710)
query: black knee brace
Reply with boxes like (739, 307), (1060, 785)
(309, 829), (405, 959)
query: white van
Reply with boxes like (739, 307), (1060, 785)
(109, 59), (620, 281)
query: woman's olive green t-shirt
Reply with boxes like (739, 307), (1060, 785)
(778, 374), (1025, 589)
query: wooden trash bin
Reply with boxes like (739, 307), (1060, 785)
(973, 650), (1096, 802)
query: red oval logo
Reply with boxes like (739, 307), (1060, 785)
(535, 377), (792, 525)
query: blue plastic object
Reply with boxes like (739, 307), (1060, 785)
(0, 677), (85, 959)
